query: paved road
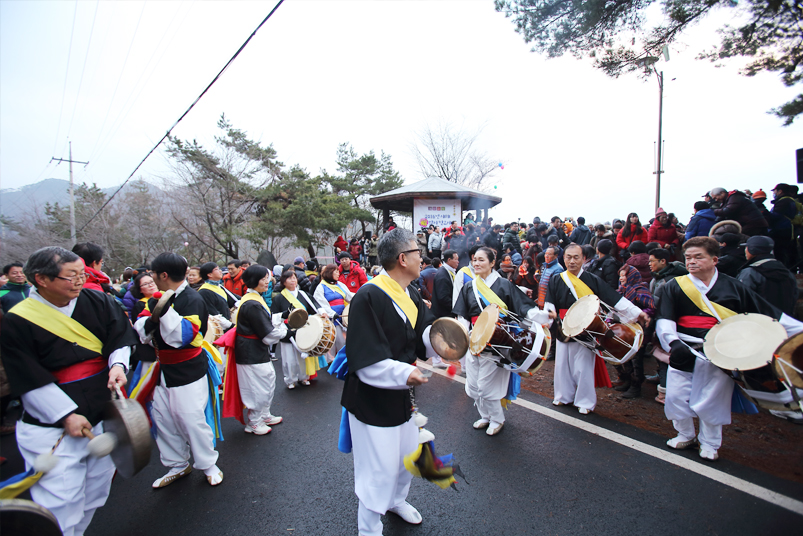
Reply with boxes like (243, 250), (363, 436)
(9, 363), (802, 535)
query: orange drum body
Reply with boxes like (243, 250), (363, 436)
(296, 315), (336, 356)
(561, 295), (643, 364)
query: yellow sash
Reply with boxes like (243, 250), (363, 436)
(322, 281), (348, 301)
(199, 282), (227, 300)
(10, 298), (103, 354)
(367, 274), (418, 328)
(560, 271), (594, 298)
(458, 266), (474, 283)
(232, 292), (267, 325)
(281, 288), (305, 311)
(675, 275), (736, 321)
(473, 277), (510, 314)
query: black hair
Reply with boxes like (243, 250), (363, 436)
(476, 246), (496, 264)
(467, 245), (480, 259)
(242, 264), (269, 289)
(645, 242), (662, 254)
(150, 252), (188, 283)
(650, 248), (671, 262)
(628, 240), (647, 254)
(71, 242), (103, 266)
(620, 213), (642, 239)
(227, 259), (241, 268)
(595, 224), (606, 232)
(577, 217), (585, 225)
(130, 272), (155, 299)
(432, 257), (441, 268)
(422, 256), (432, 265)
(3, 262), (23, 275)
(280, 269), (297, 286)
(200, 262), (218, 280)
(694, 201), (711, 211)
(581, 244), (595, 260)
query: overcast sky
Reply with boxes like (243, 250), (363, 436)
(2, 0), (801, 228)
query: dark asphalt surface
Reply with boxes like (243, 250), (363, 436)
(4, 366), (802, 535)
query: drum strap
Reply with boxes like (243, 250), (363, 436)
(281, 289), (306, 311)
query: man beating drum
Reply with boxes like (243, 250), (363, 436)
(538, 244), (650, 415)
(656, 237), (803, 461)
(0, 247), (138, 536)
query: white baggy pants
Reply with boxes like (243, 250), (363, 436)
(553, 340), (597, 410)
(236, 361), (277, 426)
(278, 341), (309, 387)
(17, 421), (115, 536)
(151, 374), (219, 471)
(464, 352), (508, 424)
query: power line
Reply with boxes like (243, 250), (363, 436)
(66, 0), (100, 139)
(87, 1), (147, 163)
(78, 0), (286, 233)
(51, 0), (79, 156)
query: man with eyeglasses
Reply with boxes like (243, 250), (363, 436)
(0, 247), (137, 536)
(340, 229), (439, 535)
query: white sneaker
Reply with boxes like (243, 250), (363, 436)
(287, 383), (295, 390)
(666, 436), (697, 450)
(152, 465), (192, 488)
(578, 407), (591, 415)
(699, 447), (719, 461)
(552, 400), (564, 406)
(245, 422), (271, 435)
(387, 501), (422, 525)
(301, 380), (311, 386)
(264, 415), (283, 426)
(472, 418), (490, 429)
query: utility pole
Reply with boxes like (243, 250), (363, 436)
(654, 70), (664, 212)
(51, 141), (88, 245)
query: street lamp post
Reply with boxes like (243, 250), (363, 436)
(654, 69), (664, 213)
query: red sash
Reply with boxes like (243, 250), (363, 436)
(559, 309), (568, 320)
(158, 347), (203, 365)
(677, 315), (717, 329)
(51, 356), (107, 384)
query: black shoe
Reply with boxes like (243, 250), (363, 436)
(622, 385), (641, 399)
(614, 381), (631, 392)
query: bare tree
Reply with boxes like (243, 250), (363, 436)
(410, 121), (499, 191)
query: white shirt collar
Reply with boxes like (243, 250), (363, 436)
(687, 270), (718, 294)
(444, 264), (456, 275)
(175, 280), (189, 296)
(30, 288), (77, 317)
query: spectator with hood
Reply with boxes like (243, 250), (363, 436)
(647, 208), (680, 251)
(716, 232), (747, 277)
(685, 201), (717, 240)
(738, 236), (799, 316)
(625, 241), (651, 283)
(587, 239), (620, 289)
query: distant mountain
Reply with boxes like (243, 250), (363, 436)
(0, 178), (157, 222)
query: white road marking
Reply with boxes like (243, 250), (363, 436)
(418, 361), (803, 517)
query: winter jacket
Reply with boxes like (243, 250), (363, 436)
(293, 266), (313, 293)
(770, 196), (797, 237)
(587, 255), (621, 290)
(649, 261), (688, 305)
(713, 190), (768, 236)
(647, 222), (680, 248)
(428, 232), (443, 252)
(569, 224), (592, 245)
(717, 245), (747, 278)
(616, 224), (648, 251)
(338, 260), (368, 292)
(0, 282), (30, 314)
(223, 270), (247, 297)
(737, 255), (799, 316)
(685, 209), (716, 240)
(348, 243), (362, 260)
(502, 228), (521, 251)
(625, 253), (651, 283)
(83, 265), (110, 293)
(368, 238), (378, 257)
(333, 236), (349, 253)
(538, 226), (558, 251)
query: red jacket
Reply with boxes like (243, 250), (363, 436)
(83, 263), (110, 292)
(348, 243), (362, 259)
(647, 222), (680, 247)
(616, 224), (648, 250)
(223, 270), (246, 297)
(338, 260), (367, 292)
(334, 236), (349, 252)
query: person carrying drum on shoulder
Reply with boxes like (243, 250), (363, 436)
(271, 269), (333, 389)
(0, 247), (137, 536)
(134, 253), (224, 488)
(220, 265), (287, 435)
(540, 244), (649, 415)
(656, 237), (803, 461)
(453, 246), (543, 436)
